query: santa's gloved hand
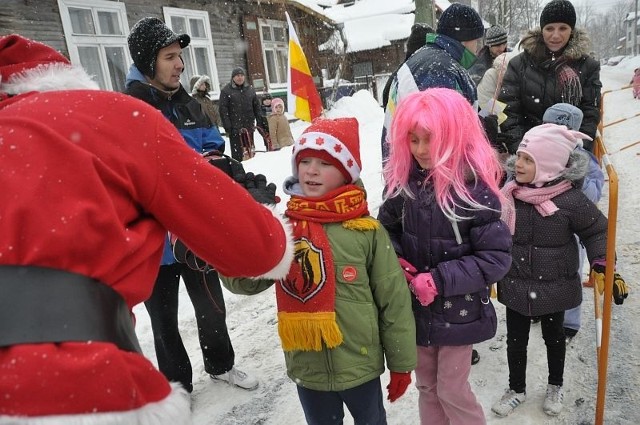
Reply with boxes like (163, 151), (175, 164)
(386, 371), (412, 402)
(590, 263), (629, 305)
(409, 273), (438, 306)
(398, 258), (417, 283)
(244, 172), (279, 204)
(173, 239), (208, 271)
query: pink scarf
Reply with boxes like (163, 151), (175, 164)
(501, 180), (573, 234)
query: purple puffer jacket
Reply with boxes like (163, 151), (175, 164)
(378, 167), (512, 346)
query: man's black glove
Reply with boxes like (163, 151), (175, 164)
(494, 133), (515, 154)
(173, 239), (209, 271)
(205, 151), (246, 182)
(244, 172), (278, 204)
(480, 114), (499, 147)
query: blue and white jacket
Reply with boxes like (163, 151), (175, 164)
(125, 65), (225, 264)
(381, 33), (479, 158)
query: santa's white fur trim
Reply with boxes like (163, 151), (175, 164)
(0, 383), (191, 425)
(254, 205), (294, 280)
(1, 63), (99, 95)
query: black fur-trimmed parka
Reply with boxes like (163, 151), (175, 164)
(497, 149), (607, 317)
(498, 29), (601, 153)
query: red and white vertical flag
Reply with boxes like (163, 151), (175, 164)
(286, 12), (323, 122)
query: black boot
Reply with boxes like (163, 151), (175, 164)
(471, 349), (480, 365)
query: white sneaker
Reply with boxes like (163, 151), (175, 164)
(210, 366), (259, 390)
(543, 384), (564, 416)
(491, 389), (526, 417)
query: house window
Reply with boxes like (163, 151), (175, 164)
(352, 62), (373, 78)
(163, 7), (220, 94)
(57, 0), (129, 91)
(259, 19), (288, 88)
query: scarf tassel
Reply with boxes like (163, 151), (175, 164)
(278, 311), (344, 352)
(342, 216), (380, 231)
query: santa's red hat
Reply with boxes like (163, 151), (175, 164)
(0, 34), (98, 94)
(292, 117), (362, 183)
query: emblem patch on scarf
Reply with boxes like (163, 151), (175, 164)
(280, 236), (327, 302)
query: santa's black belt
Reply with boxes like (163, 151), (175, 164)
(0, 265), (141, 353)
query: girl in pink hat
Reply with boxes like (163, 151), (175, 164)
(267, 97), (294, 150)
(493, 123), (628, 417)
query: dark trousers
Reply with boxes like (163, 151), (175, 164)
(296, 377), (387, 425)
(506, 308), (566, 393)
(144, 263), (234, 392)
(229, 129), (255, 162)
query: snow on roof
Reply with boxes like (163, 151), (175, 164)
(320, 0), (415, 23)
(302, 0), (454, 53)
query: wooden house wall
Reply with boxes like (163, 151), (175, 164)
(0, 0), (332, 93)
(0, 0), (68, 55)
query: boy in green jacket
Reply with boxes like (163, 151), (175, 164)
(221, 117), (417, 424)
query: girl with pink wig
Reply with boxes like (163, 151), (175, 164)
(378, 88), (512, 425)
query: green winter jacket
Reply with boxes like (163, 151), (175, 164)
(221, 219), (417, 392)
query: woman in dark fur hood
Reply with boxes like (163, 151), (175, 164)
(190, 74), (222, 127)
(497, 0), (601, 155)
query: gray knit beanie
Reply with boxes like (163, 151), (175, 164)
(485, 25), (508, 46)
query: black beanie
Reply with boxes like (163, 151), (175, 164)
(437, 3), (485, 42)
(540, 0), (576, 29)
(232, 67), (245, 78)
(128, 17), (190, 78)
(406, 23), (433, 60)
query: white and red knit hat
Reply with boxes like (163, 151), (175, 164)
(292, 117), (362, 184)
(517, 123), (591, 187)
(0, 34), (98, 95)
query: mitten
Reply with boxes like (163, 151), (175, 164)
(589, 263), (630, 305)
(244, 172), (278, 204)
(172, 239), (208, 271)
(494, 132), (514, 154)
(386, 371), (412, 402)
(398, 258), (417, 282)
(409, 273), (438, 306)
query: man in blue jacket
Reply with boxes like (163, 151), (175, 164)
(124, 17), (258, 393)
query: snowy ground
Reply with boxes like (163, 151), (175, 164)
(133, 59), (640, 424)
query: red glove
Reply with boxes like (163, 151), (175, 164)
(409, 273), (438, 306)
(387, 371), (412, 402)
(398, 258), (417, 283)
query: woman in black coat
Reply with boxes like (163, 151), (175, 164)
(498, 0), (601, 153)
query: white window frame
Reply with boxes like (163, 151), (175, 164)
(57, 0), (129, 91)
(258, 18), (288, 90)
(163, 7), (220, 96)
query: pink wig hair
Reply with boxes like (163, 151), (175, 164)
(383, 88), (504, 221)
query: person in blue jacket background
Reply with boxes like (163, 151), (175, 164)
(124, 17), (257, 393)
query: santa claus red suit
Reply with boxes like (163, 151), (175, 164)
(0, 34), (293, 424)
